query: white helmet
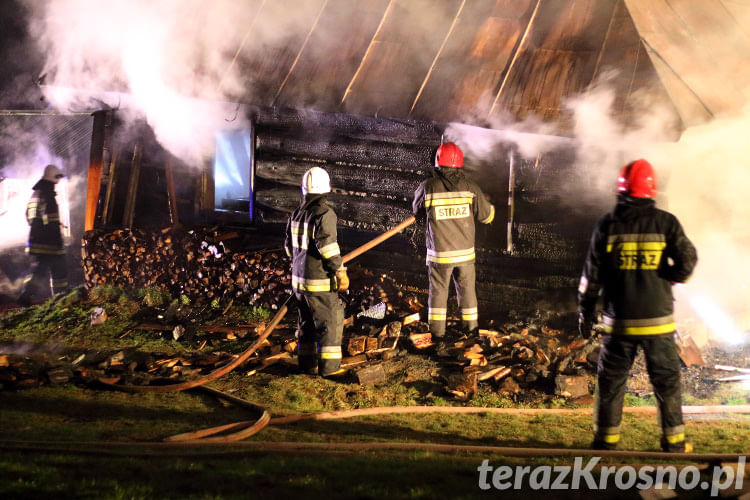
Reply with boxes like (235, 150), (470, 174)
(301, 167), (330, 195)
(43, 164), (64, 183)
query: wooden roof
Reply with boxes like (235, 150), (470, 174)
(219, 0), (749, 135)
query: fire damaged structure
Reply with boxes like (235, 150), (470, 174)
(3, 0), (747, 315)
(66, 0), (747, 316)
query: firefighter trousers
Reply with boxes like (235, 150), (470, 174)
(294, 291), (344, 375)
(19, 253), (68, 303)
(427, 263), (478, 338)
(594, 334), (685, 451)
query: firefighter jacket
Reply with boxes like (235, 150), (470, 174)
(284, 194), (343, 294)
(412, 168), (495, 266)
(578, 195), (697, 335)
(26, 179), (64, 256)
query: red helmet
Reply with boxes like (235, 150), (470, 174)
(617, 159), (656, 198)
(435, 142), (463, 168)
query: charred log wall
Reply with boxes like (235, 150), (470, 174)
(85, 106), (605, 315)
(252, 107), (602, 315)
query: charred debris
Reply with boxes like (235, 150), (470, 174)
(3, 223), (736, 404)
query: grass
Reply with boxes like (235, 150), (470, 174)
(2, 288), (750, 498)
(1, 383), (750, 499)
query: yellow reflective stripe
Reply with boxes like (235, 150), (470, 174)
(461, 308), (478, 321)
(665, 433), (685, 444)
(427, 253), (475, 264)
(318, 242), (340, 259)
(292, 276), (331, 292)
(602, 323), (676, 335)
(606, 241), (667, 253)
(429, 307), (447, 321)
(27, 245), (65, 255)
(290, 222), (310, 250)
(603, 434), (620, 444)
(607, 233), (666, 245)
(425, 191), (475, 201)
(426, 197), (474, 208)
(320, 346), (342, 360)
(480, 205), (495, 224)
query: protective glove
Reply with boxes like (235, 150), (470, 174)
(578, 314), (594, 340)
(335, 267), (349, 292)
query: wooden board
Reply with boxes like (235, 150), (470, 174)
(410, 0), (532, 121)
(493, 0), (618, 124)
(624, 0), (746, 119)
(274, 0), (390, 109)
(342, 0), (463, 117)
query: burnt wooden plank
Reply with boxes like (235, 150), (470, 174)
(411, 0), (535, 121)
(274, 0), (390, 109)
(234, 0), (328, 105)
(343, 0), (463, 117)
(256, 158), (426, 201)
(624, 0), (742, 118)
(493, 0), (617, 124)
(255, 132), (436, 170)
(252, 106), (442, 145)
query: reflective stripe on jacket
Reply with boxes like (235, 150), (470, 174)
(26, 179), (64, 255)
(578, 196), (697, 335)
(284, 194), (343, 294)
(412, 169), (494, 266)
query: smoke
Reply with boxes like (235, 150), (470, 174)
(23, 0), (293, 166)
(443, 70), (749, 347)
(657, 106), (750, 345)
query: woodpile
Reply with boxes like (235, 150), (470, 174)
(82, 227), (290, 308)
(434, 325), (599, 400)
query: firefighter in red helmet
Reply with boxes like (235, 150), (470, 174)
(578, 159), (697, 452)
(412, 142), (495, 339)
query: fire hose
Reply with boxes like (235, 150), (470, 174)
(98, 216), (416, 441)
(84, 215), (750, 462)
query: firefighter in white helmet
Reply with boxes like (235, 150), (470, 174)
(284, 167), (349, 377)
(18, 164), (68, 306)
(412, 142), (495, 339)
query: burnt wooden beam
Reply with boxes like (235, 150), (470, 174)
(85, 110), (108, 231)
(122, 144), (142, 228)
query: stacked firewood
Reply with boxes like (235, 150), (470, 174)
(404, 323), (599, 400)
(82, 228), (290, 308)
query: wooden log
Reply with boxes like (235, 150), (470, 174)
(355, 363), (387, 385)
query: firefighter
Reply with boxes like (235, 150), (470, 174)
(284, 167), (349, 377)
(578, 159), (697, 452)
(18, 164), (68, 306)
(412, 142), (495, 339)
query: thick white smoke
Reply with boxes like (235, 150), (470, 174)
(655, 107), (750, 346)
(445, 76), (749, 346)
(24, 0), (290, 165)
